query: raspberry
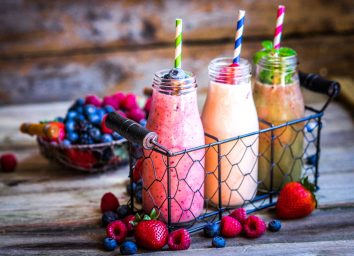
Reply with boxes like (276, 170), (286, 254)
(168, 228), (191, 250)
(101, 114), (113, 134)
(229, 208), (247, 224)
(0, 154), (17, 173)
(102, 95), (120, 110)
(126, 108), (146, 123)
(122, 215), (135, 233)
(243, 215), (266, 238)
(121, 94), (138, 110)
(100, 192), (120, 213)
(106, 220), (127, 243)
(112, 92), (125, 107)
(85, 95), (102, 107)
(220, 216), (242, 238)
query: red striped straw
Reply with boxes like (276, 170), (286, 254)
(273, 5), (285, 50)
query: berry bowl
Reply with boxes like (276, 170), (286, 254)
(37, 137), (129, 172)
(21, 92), (151, 173)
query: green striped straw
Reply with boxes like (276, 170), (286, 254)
(174, 18), (183, 69)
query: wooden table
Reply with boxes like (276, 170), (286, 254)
(1, 91), (354, 255)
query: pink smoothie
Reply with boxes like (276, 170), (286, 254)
(142, 73), (205, 224)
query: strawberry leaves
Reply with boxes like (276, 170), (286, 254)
(130, 208), (159, 226)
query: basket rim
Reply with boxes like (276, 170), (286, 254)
(37, 136), (127, 149)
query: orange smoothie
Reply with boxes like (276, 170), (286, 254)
(201, 58), (259, 207)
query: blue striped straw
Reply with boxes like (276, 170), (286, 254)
(233, 10), (246, 64)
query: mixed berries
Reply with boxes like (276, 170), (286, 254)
(99, 192), (285, 254)
(56, 93), (150, 147)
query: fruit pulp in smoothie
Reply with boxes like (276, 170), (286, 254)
(142, 82), (205, 224)
(254, 81), (305, 192)
(202, 80), (259, 207)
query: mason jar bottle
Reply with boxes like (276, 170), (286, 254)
(142, 69), (205, 224)
(201, 58), (259, 207)
(253, 54), (305, 192)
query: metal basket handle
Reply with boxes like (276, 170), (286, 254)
(299, 71), (341, 112)
(105, 112), (158, 149)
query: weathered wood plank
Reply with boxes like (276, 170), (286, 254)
(1, 206), (354, 255)
(0, 35), (353, 104)
(0, 0), (353, 56)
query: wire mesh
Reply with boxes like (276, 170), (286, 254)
(128, 106), (323, 233)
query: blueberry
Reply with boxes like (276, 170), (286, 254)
(167, 68), (187, 79)
(75, 114), (85, 122)
(103, 237), (118, 251)
(212, 236), (226, 248)
(76, 106), (84, 114)
(104, 105), (115, 113)
(66, 132), (79, 143)
(135, 190), (142, 204)
(75, 98), (85, 106)
(120, 241), (137, 255)
(126, 182), (137, 195)
(66, 110), (78, 120)
(88, 114), (101, 125)
(101, 134), (113, 143)
(112, 132), (123, 140)
(306, 154), (317, 166)
(268, 220), (281, 232)
(96, 108), (106, 118)
(89, 127), (101, 141)
(203, 222), (220, 238)
(84, 104), (96, 116)
(102, 211), (118, 227)
(60, 139), (71, 147)
(117, 205), (132, 219)
(139, 119), (147, 127)
(136, 180), (142, 192)
(55, 117), (64, 122)
(65, 120), (76, 132)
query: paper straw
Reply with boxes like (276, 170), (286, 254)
(233, 10), (246, 64)
(273, 5), (286, 50)
(175, 19), (183, 68)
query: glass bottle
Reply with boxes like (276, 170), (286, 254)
(253, 54), (305, 192)
(142, 70), (205, 223)
(201, 58), (259, 207)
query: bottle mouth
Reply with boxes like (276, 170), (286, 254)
(257, 54), (298, 70)
(208, 57), (251, 85)
(152, 69), (197, 95)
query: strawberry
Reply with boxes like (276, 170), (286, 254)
(132, 209), (168, 250)
(276, 177), (317, 219)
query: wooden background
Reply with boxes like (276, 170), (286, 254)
(0, 0), (353, 105)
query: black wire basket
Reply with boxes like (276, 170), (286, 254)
(106, 71), (340, 232)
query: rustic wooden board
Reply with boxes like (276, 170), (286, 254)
(1, 0), (353, 56)
(0, 35), (353, 104)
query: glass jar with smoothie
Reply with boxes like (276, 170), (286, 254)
(142, 68), (205, 224)
(201, 58), (259, 207)
(253, 43), (305, 192)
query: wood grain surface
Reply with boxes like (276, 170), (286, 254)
(0, 91), (353, 255)
(1, 0), (353, 56)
